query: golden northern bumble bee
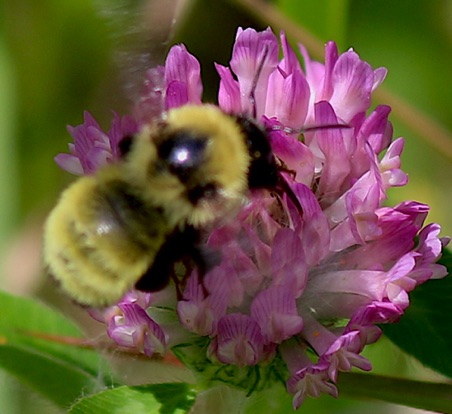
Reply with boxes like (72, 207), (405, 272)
(43, 104), (279, 307)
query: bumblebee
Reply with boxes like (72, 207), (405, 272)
(43, 105), (279, 307)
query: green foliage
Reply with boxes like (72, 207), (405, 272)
(0, 345), (99, 409)
(0, 290), (113, 408)
(0, 290), (103, 373)
(275, 0), (350, 48)
(69, 384), (196, 414)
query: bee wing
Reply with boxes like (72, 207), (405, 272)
(96, 0), (183, 103)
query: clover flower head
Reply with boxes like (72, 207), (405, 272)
(57, 27), (449, 408)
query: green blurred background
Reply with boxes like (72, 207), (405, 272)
(0, 0), (450, 413)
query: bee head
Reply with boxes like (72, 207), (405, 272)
(156, 130), (217, 204)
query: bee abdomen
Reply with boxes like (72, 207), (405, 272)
(44, 175), (167, 307)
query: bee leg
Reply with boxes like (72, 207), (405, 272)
(134, 226), (220, 299)
(172, 227), (222, 299)
(118, 135), (135, 157)
(188, 244), (221, 298)
(134, 251), (172, 293)
(134, 230), (188, 295)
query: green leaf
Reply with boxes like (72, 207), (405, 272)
(0, 344), (100, 409)
(382, 248), (452, 378)
(438, 247), (452, 273)
(0, 290), (117, 408)
(69, 383), (196, 414)
(0, 290), (103, 376)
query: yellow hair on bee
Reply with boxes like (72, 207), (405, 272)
(43, 167), (168, 306)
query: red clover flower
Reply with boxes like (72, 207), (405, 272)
(56, 27), (449, 409)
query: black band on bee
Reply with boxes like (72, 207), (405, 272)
(235, 116), (279, 190)
(102, 180), (165, 242)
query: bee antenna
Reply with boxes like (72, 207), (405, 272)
(277, 173), (304, 215)
(300, 123), (351, 133)
(270, 123), (352, 135)
(249, 45), (270, 120)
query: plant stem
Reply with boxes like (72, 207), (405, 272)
(339, 372), (452, 413)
